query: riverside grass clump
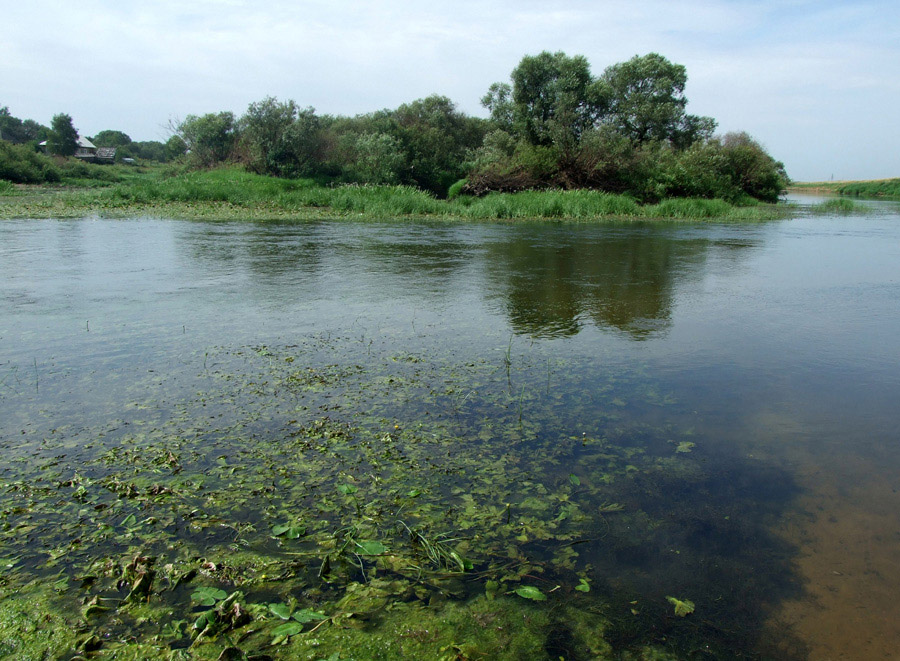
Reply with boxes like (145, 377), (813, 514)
(0, 167), (788, 222)
(838, 178), (900, 199)
(809, 198), (871, 214)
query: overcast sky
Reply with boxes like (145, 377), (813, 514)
(3, 0), (898, 181)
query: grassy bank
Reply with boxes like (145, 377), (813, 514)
(789, 178), (900, 199)
(0, 167), (788, 222)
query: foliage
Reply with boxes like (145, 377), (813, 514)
(838, 178), (900, 198)
(508, 51), (597, 149)
(809, 198), (870, 214)
(0, 166), (789, 221)
(178, 111), (237, 167)
(238, 96), (323, 177)
(0, 105), (47, 144)
(47, 113), (79, 156)
(0, 140), (60, 183)
(165, 134), (188, 161)
(471, 51), (782, 202)
(91, 129), (132, 147)
(596, 53), (716, 147)
(391, 94), (487, 195)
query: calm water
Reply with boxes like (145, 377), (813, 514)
(2, 200), (900, 658)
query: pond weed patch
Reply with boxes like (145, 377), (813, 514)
(0, 334), (806, 658)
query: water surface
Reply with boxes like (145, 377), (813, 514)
(2, 202), (899, 658)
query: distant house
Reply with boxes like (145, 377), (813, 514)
(39, 136), (117, 163)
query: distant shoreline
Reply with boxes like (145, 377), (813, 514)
(788, 178), (900, 198)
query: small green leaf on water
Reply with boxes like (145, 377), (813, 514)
(514, 585), (547, 601)
(666, 595), (695, 617)
(569, 474), (581, 486)
(268, 602), (291, 619)
(121, 514), (137, 527)
(292, 608), (327, 623)
(407, 488), (422, 497)
(336, 483), (358, 495)
(272, 523), (306, 539)
(272, 621), (304, 637)
(191, 586), (228, 606)
(675, 441), (695, 454)
(575, 578), (590, 592)
(355, 540), (388, 555)
(193, 609), (217, 631)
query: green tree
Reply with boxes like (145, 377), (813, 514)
(178, 112), (236, 167)
(392, 94), (487, 194)
(91, 130), (132, 147)
(719, 132), (788, 202)
(507, 51), (596, 148)
(48, 113), (79, 156)
(596, 53), (715, 146)
(343, 131), (406, 184)
(239, 96), (299, 175)
(164, 135), (188, 161)
(0, 107), (41, 144)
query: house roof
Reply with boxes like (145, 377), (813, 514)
(38, 136), (97, 149)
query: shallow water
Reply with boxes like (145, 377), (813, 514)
(1, 202), (899, 658)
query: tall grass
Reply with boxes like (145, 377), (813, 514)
(2, 167), (789, 221)
(838, 179), (900, 198)
(453, 189), (640, 219)
(809, 198), (870, 214)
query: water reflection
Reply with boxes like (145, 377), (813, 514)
(177, 221), (761, 340)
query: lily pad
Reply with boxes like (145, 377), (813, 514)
(355, 540), (388, 556)
(575, 578), (591, 593)
(272, 523), (306, 539)
(292, 608), (327, 623)
(191, 586), (228, 606)
(514, 585), (547, 601)
(268, 602), (291, 620)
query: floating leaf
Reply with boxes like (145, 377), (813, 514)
(355, 540), (388, 555)
(268, 602), (291, 620)
(569, 474), (581, 486)
(675, 441), (695, 454)
(336, 483), (358, 495)
(191, 586), (228, 606)
(666, 596), (695, 617)
(272, 621), (304, 637)
(514, 585), (547, 601)
(272, 523), (306, 539)
(406, 488), (422, 498)
(292, 608), (327, 623)
(575, 578), (590, 593)
(193, 609), (217, 631)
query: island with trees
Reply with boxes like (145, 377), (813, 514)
(1, 52), (801, 220)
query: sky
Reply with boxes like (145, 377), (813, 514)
(2, 0), (898, 181)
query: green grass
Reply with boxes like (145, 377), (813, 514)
(788, 178), (900, 199)
(838, 178), (900, 198)
(1, 167), (789, 222)
(809, 198), (871, 214)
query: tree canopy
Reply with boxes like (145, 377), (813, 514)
(48, 113), (79, 156)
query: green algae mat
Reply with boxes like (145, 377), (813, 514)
(0, 332), (798, 660)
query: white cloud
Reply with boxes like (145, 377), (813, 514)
(3, 0), (898, 179)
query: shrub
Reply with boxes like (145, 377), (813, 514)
(0, 141), (60, 183)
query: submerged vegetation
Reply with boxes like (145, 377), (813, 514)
(0, 328), (806, 659)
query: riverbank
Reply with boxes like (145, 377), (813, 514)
(1, 167), (789, 222)
(788, 177), (900, 198)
